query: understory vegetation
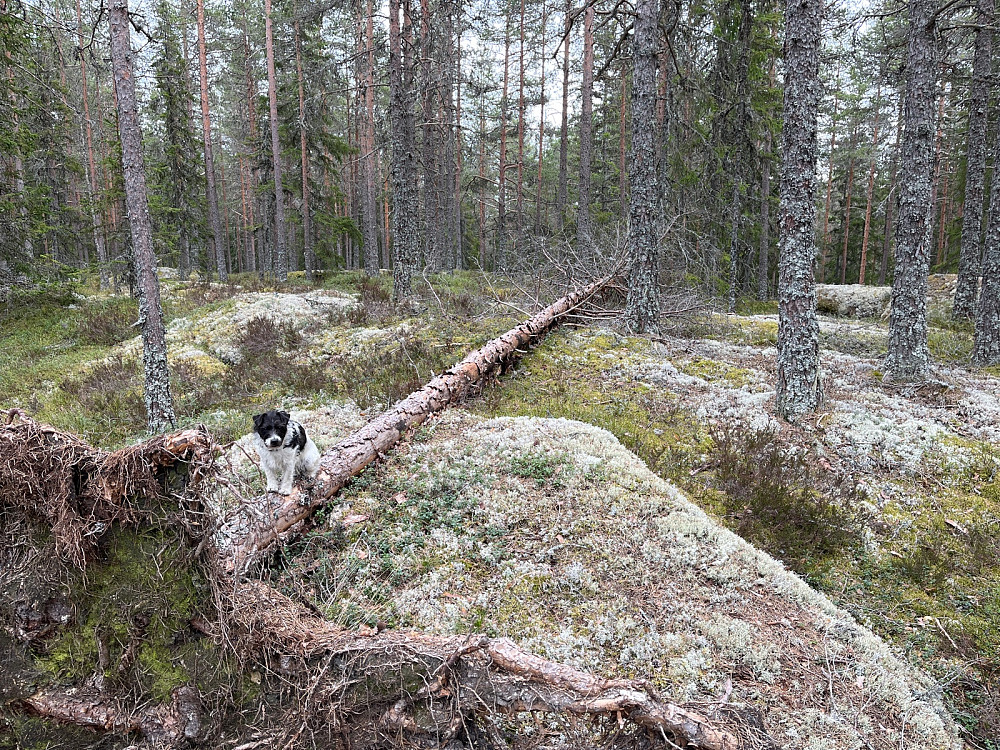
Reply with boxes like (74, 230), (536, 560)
(2, 271), (999, 747)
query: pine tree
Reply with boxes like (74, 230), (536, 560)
(625, 0), (661, 333)
(109, 0), (176, 433)
(775, 0), (823, 419)
(886, 0), (938, 381)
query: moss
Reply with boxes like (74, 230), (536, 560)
(927, 327), (974, 363)
(675, 357), (754, 386)
(35, 526), (222, 702)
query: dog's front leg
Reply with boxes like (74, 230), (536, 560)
(277, 463), (295, 495)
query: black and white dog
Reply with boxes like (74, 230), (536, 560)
(252, 410), (321, 494)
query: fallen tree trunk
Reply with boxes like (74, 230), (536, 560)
(216, 274), (613, 574)
(219, 581), (761, 750)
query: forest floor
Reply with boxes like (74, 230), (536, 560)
(2, 271), (998, 749)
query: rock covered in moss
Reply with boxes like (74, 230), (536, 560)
(285, 412), (960, 750)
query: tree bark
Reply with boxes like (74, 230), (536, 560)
(758, 130), (772, 299)
(361, 0), (380, 276)
(535, 3), (547, 234)
(576, 4), (595, 256)
(973, 116), (1000, 365)
(75, 0), (110, 291)
(886, 0), (937, 381)
(879, 92), (904, 285)
(497, 14), (510, 264)
(775, 0), (823, 420)
(556, 0), (571, 232)
(838, 126), (857, 285)
(625, 0), (661, 333)
(295, 19), (314, 280)
(859, 81), (882, 285)
(955, 0), (995, 318)
(819, 62), (840, 284)
(265, 0), (288, 281)
(108, 0), (176, 434)
(389, 0), (419, 297)
(196, 0), (226, 282)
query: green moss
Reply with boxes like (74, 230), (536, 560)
(675, 357), (754, 386)
(36, 526), (221, 702)
(928, 327), (974, 363)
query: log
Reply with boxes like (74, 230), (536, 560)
(21, 685), (202, 744)
(216, 275), (613, 574)
(223, 580), (761, 750)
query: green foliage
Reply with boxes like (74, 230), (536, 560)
(703, 422), (866, 572)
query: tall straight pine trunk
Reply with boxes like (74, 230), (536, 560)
(887, 0), (938, 381)
(360, 0), (379, 275)
(196, 0), (226, 281)
(265, 0), (288, 280)
(955, 0), (995, 318)
(625, 0), (660, 332)
(76, 0), (110, 291)
(775, 0), (823, 419)
(108, 0), (176, 433)
(576, 5), (595, 256)
(389, 0), (419, 297)
(295, 19), (314, 279)
(555, 0), (570, 232)
(859, 81), (882, 284)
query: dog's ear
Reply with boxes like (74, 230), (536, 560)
(277, 410), (291, 425)
(252, 413), (264, 430)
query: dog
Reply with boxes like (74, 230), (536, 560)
(252, 410), (321, 495)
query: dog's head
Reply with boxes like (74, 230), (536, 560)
(253, 410), (291, 449)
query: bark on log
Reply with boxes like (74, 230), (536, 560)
(21, 685), (202, 744)
(223, 580), (758, 750)
(216, 275), (613, 573)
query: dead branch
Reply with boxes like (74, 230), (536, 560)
(215, 275), (615, 574)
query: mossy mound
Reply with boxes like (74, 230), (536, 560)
(279, 412), (961, 749)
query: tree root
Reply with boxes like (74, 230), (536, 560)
(0, 409), (215, 567)
(21, 685), (202, 745)
(223, 581), (772, 750)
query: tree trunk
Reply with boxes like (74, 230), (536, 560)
(535, 3), (547, 234)
(75, 0), (110, 291)
(264, 0), (288, 280)
(625, 0), (660, 333)
(819, 61), (840, 284)
(727, 181), (742, 313)
(775, 0), (823, 420)
(108, 0), (176, 433)
(619, 66), (628, 214)
(839, 127), (857, 285)
(879, 92), (904, 285)
(955, 0), (995, 318)
(516, 0), (526, 236)
(295, 19), (314, 280)
(556, 0), (570, 232)
(758, 130), (772, 299)
(859, 81), (882, 284)
(361, 0), (380, 276)
(389, 0), (419, 298)
(886, 0), (938, 382)
(974, 104), (1000, 364)
(196, 0), (226, 282)
(497, 15), (510, 264)
(576, 4), (595, 256)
